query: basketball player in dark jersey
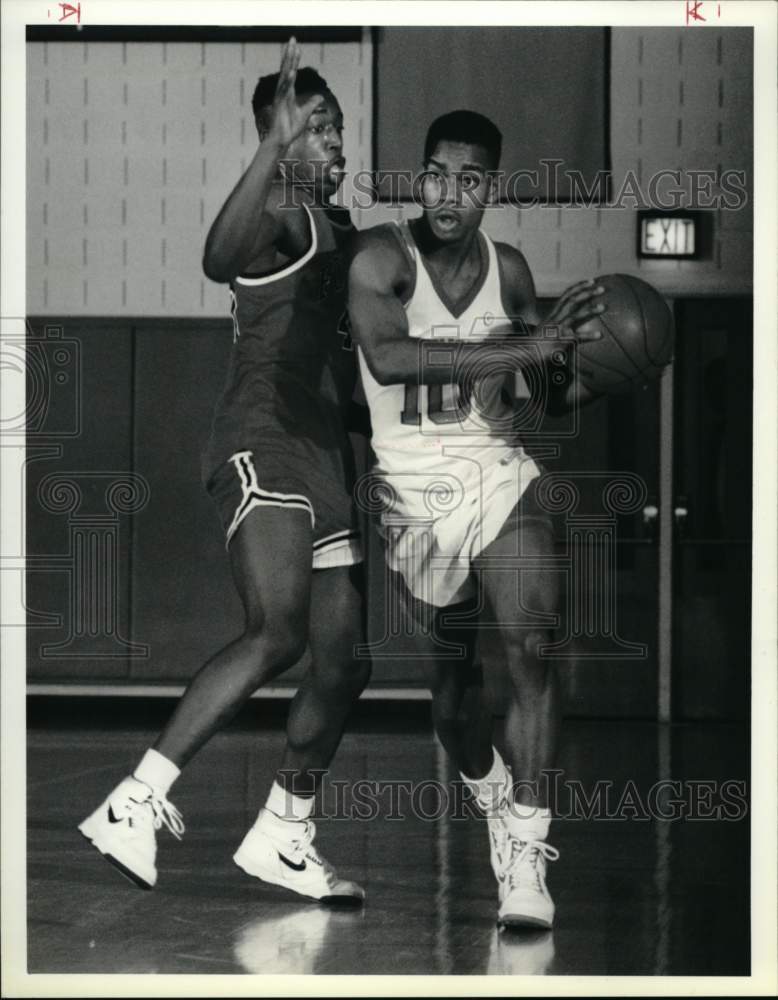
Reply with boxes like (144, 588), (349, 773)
(79, 40), (368, 903)
(350, 111), (605, 929)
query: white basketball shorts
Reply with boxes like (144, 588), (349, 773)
(378, 451), (545, 607)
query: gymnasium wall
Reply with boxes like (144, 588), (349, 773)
(26, 27), (752, 313)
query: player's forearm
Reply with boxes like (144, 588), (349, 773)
(368, 337), (545, 387)
(202, 138), (286, 283)
(365, 336), (460, 386)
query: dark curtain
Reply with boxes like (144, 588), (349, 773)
(375, 27), (609, 202)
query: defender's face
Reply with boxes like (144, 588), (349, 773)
(420, 140), (495, 242)
(285, 90), (346, 197)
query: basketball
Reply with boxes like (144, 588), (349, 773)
(574, 274), (675, 394)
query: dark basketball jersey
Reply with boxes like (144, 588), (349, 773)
(202, 201), (356, 490)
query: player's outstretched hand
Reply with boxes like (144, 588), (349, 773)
(543, 278), (606, 343)
(266, 37), (322, 149)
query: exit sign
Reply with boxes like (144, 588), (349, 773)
(637, 211), (702, 259)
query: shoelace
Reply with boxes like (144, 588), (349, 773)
(283, 817), (315, 847)
(147, 795), (185, 840)
(506, 838), (560, 893)
(283, 820), (332, 874)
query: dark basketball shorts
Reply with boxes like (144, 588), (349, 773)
(206, 449), (361, 569)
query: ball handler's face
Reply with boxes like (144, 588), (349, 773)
(284, 90), (346, 198)
(420, 140), (495, 242)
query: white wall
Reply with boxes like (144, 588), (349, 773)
(26, 35), (373, 316)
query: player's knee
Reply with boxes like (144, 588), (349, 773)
(348, 657), (372, 697)
(242, 618), (307, 674)
(430, 677), (463, 721)
(322, 656), (371, 699)
(504, 629), (554, 677)
(267, 624), (308, 669)
(430, 696), (465, 731)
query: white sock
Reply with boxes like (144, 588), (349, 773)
(504, 805), (553, 843)
(133, 748), (180, 797)
(461, 747), (510, 814)
(263, 780), (314, 824)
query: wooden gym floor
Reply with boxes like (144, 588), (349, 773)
(24, 698), (749, 978)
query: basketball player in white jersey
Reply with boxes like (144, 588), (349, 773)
(349, 110), (605, 929)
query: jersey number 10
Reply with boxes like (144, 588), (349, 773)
(401, 383), (472, 426)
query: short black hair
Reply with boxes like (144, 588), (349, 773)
(424, 110), (503, 169)
(251, 66), (330, 125)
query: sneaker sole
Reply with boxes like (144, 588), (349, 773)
(78, 820), (154, 891)
(233, 849), (364, 906)
(498, 912), (553, 931)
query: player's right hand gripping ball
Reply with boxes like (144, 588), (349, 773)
(574, 274), (675, 394)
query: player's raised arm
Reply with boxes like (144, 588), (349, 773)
(202, 38), (322, 283)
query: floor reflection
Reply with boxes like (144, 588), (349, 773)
(233, 905), (363, 975)
(487, 928), (556, 975)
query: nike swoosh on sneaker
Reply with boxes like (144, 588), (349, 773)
(278, 852), (306, 872)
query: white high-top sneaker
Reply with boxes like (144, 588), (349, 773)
(78, 775), (184, 890)
(497, 834), (560, 929)
(233, 808), (364, 904)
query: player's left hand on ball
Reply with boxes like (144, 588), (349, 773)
(544, 278), (606, 342)
(570, 317), (603, 342)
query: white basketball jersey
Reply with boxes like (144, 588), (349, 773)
(358, 222), (538, 506)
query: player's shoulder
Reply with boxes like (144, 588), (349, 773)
(350, 223), (409, 284)
(492, 241), (533, 281)
(352, 222), (404, 255)
(493, 240), (536, 296)
(491, 240), (538, 319)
